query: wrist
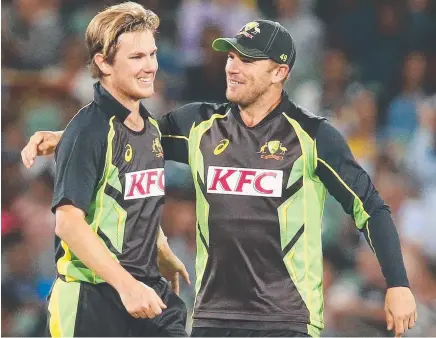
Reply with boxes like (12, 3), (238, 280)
(108, 269), (137, 293)
(157, 228), (169, 252)
(157, 240), (172, 259)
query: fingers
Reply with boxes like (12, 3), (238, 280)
(144, 289), (166, 318)
(39, 144), (52, 155)
(138, 307), (150, 319)
(403, 317), (409, 335)
(407, 310), (417, 331)
(393, 309), (417, 336)
(132, 310), (149, 319)
(171, 274), (180, 296)
(156, 293), (167, 310)
(129, 304), (157, 319)
(148, 300), (164, 318)
(21, 135), (41, 168)
(408, 314), (415, 329)
(386, 311), (394, 331)
(128, 300), (164, 319)
(394, 317), (405, 337)
(180, 266), (191, 285)
(127, 307), (146, 319)
(142, 293), (166, 319)
(124, 283), (167, 320)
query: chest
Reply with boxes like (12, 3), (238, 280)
(192, 115), (303, 198)
(110, 121), (165, 200)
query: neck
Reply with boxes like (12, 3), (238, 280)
(100, 80), (141, 116)
(239, 87), (283, 127)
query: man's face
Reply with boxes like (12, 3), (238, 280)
(225, 51), (276, 107)
(108, 30), (158, 100)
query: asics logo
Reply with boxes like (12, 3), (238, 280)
(213, 139), (230, 155)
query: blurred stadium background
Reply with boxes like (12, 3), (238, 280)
(2, 0), (436, 336)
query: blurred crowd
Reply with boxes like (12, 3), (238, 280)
(2, 0), (436, 336)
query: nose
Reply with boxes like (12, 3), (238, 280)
(142, 55), (158, 73)
(226, 56), (240, 75)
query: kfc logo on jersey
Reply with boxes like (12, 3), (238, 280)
(207, 166), (283, 197)
(124, 168), (165, 200)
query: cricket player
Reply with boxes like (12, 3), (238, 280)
(22, 3), (189, 336)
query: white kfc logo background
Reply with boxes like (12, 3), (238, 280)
(207, 166), (283, 197)
(124, 168), (165, 200)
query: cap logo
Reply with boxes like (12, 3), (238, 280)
(236, 21), (260, 39)
(280, 54), (288, 62)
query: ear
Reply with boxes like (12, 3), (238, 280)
(272, 64), (289, 84)
(94, 53), (112, 76)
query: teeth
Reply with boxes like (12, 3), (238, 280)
(230, 80), (241, 84)
(138, 78), (152, 82)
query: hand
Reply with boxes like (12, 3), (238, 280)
(21, 131), (61, 168)
(158, 246), (190, 296)
(385, 287), (417, 337)
(118, 279), (167, 319)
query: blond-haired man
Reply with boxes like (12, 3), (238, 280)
(25, 2), (188, 336)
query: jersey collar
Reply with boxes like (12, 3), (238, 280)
(93, 81), (150, 122)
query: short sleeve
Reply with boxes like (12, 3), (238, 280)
(52, 127), (107, 214)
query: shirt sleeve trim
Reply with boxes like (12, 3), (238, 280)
(161, 134), (189, 141)
(365, 221), (376, 252)
(318, 158), (370, 229)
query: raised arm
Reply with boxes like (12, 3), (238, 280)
(159, 102), (203, 165)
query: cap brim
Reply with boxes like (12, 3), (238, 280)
(212, 38), (269, 59)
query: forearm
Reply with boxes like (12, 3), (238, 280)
(157, 226), (172, 257)
(363, 207), (409, 288)
(157, 226), (167, 245)
(56, 211), (135, 291)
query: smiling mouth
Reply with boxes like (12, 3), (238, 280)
(138, 77), (153, 83)
(229, 80), (243, 85)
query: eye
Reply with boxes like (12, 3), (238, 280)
(242, 58), (253, 64)
(150, 51), (157, 57)
(227, 54), (234, 60)
(130, 55), (141, 59)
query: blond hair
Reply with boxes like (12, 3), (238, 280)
(86, 1), (160, 78)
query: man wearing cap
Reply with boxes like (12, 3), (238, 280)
(22, 19), (416, 337)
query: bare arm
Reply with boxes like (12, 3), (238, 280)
(56, 204), (134, 291)
(156, 226), (190, 295)
(56, 204), (166, 318)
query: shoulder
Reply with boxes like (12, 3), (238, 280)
(159, 101), (229, 136)
(315, 120), (350, 156)
(63, 102), (111, 140)
(284, 99), (326, 140)
(59, 102), (110, 152)
(193, 102), (230, 126)
(171, 101), (229, 124)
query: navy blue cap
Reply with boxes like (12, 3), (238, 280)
(212, 20), (296, 68)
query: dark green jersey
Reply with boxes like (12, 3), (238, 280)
(160, 91), (408, 335)
(52, 83), (165, 284)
